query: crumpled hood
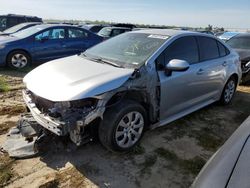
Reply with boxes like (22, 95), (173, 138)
(24, 55), (134, 101)
(234, 48), (250, 62)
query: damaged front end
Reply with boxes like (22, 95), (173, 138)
(22, 89), (110, 145)
(3, 89), (111, 158)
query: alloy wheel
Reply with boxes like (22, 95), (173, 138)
(11, 54), (28, 68)
(224, 80), (235, 103)
(115, 111), (144, 148)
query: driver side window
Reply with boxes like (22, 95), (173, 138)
(35, 28), (65, 41)
(35, 30), (49, 40)
(156, 36), (199, 70)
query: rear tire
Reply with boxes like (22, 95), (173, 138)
(7, 50), (31, 69)
(220, 76), (237, 105)
(98, 100), (147, 152)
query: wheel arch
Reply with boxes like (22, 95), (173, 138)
(105, 90), (154, 124)
(230, 73), (239, 84)
(6, 49), (32, 66)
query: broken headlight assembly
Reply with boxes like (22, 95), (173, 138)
(49, 98), (99, 118)
(53, 98), (98, 110)
(69, 98), (98, 109)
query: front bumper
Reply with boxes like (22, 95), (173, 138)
(23, 90), (67, 136)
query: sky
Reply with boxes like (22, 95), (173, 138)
(0, 0), (249, 28)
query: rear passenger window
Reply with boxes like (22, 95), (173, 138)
(68, 28), (88, 38)
(197, 37), (219, 61)
(165, 36), (199, 64)
(217, 41), (229, 57)
(111, 29), (125, 37)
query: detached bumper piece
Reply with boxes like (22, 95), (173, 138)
(23, 90), (66, 136)
(2, 113), (46, 158)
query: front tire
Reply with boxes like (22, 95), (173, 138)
(99, 100), (147, 152)
(7, 50), (31, 69)
(220, 76), (237, 105)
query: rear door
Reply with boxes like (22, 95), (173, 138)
(31, 27), (68, 61)
(65, 27), (91, 55)
(158, 36), (208, 119)
(196, 36), (227, 100)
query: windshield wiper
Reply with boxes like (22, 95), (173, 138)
(92, 57), (124, 68)
(82, 53), (124, 68)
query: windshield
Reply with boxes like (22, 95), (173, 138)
(12, 25), (46, 38)
(98, 27), (112, 37)
(83, 32), (169, 68)
(227, 37), (250, 50)
(4, 23), (28, 34)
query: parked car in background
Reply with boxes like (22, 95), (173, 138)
(197, 30), (214, 35)
(112, 23), (136, 29)
(218, 32), (240, 42)
(98, 27), (132, 39)
(12, 30), (241, 155)
(227, 33), (250, 83)
(0, 24), (103, 69)
(0, 22), (42, 36)
(0, 14), (42, 31)
(214, 32), (224, 37)
(192, 116), (250, 188)
(82, 24), (110, 33)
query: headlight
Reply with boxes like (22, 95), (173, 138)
(54, 101), (71, 109)
(70, 98), (98, 109)
(54, 98), (98, 109)
(0, 45), (5, 49)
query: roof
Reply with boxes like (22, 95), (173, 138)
(18, 22), (42, 26)
(131, 29), (197, 36)
(29, 24), (80, 30)
(103, 26), (131, 30)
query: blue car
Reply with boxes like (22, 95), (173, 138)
(0, 24), (103, 69)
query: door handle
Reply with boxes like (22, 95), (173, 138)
(222, 61), (228, 67)
(197, 68), (205, 75)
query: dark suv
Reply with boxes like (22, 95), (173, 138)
(0, 14), (42, 31)
(97, 27), (131, 39)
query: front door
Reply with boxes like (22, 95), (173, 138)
(65, 27), (90, 55)
(157, 36), (208, 120)
(32, 28), (67, 62)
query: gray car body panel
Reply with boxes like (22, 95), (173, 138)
(22, 29), (242, 143)
(23, 55), (134, 101)
(142, 31), (241, 126)
(192, 116), (250, 188)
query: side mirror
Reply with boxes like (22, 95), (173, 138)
(165, 59), (190, 76)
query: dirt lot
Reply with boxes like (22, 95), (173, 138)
(0, 68), (250, 188)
